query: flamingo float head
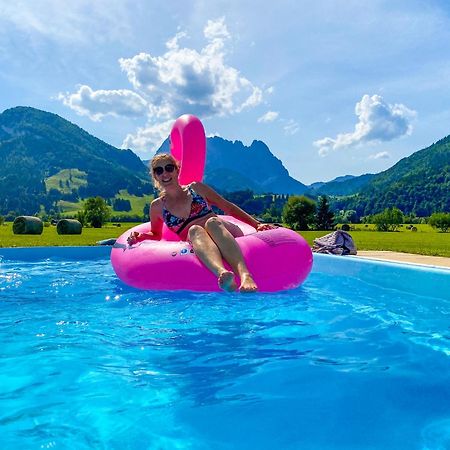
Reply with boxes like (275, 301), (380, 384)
(170, 114), (206, 185)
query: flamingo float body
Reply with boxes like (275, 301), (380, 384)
(110, 115), (313, 292)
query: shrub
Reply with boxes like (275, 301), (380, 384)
(372, 207), (404, 232)
(429, 212), (450, 232)
(80, 196), (111, 228)
(110, 215), (145, 223)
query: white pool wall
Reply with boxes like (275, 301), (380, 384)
(314, 253), (450, 301)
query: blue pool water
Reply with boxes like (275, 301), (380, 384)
(1, 248), (449, 449)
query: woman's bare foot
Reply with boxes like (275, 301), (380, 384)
(239, 273), (258, 293)
(218, 270), (237, 292)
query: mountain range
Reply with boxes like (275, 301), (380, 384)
(156, 136), (307, 194)
(307, 173), (375, 196)
(0, 106), (448, 217)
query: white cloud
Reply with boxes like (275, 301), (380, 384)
(258, 111), (279, 123)
(118, 18), (262, 120)
(314, 94), (416, 156)
(58, 85), (147, 121)
(166, 31), (188, 51)
(60, 18), (264, 150)
(369, 151), (390, 160)
(284, 119), (300, 136)
(203, 17), (230, 41)
(236, 83), (263, 112)
(122, 119), (173, 154)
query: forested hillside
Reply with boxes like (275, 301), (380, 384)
(332, 135), (450, 216)
(0, 107), (152, 215)
(307, 173), (374, 196)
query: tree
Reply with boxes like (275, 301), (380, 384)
(79, 196), (110, 228)
(372, 207), (404, 232)
(143, 204), (150, 219)
(224, 190), (254, 209)
(113, 198), (132, 212)
(429, 212), (450, 232)
(315, 196), (335, 230)
(282, 195), (316, 230)
(46, 188), (62, 210)
(260, 203), (282, 223)
(335, 209), (359, 224)
(241, 197), (265, 215)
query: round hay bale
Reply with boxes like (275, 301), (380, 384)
(13, 216), (44, 235)
(57, 219), (83, 235)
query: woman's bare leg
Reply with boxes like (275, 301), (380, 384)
(204, 217), (257, 292)
(187, 225), (237, 292)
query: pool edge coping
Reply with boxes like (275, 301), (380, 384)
(349, 255), (450, 272)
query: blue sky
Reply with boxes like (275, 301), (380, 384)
(1, 0), (450, 184)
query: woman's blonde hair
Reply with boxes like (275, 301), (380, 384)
(149, 153), (180, 192)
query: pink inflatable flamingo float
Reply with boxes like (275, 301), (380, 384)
(111, 115), (313, 291)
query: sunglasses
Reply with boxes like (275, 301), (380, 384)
(153, 164), (176, 176)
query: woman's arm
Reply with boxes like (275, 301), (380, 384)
(192, 182), (272, 230)
(127, 198), (163, 244)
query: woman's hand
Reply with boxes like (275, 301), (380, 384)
(127, 232), (140, 245)
(127, 231), (158, 245)
(256, 223), (278, 232)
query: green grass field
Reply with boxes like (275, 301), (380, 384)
(1, 222), (449, 257)
(301, 227), (450, 257)
(109, 190), (151, 218)
(0, 222), (138, 247)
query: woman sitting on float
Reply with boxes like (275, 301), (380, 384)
(127, 153), (275, 292)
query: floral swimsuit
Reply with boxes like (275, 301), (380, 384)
(162, 187), (214, 235)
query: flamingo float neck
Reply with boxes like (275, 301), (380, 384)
(170, 115), (206, 186)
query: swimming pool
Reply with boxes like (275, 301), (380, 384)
(1, 247), (449, 449)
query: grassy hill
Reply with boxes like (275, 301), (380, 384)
(45, 168), (88, 194)
(58, 190), (152, 219)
